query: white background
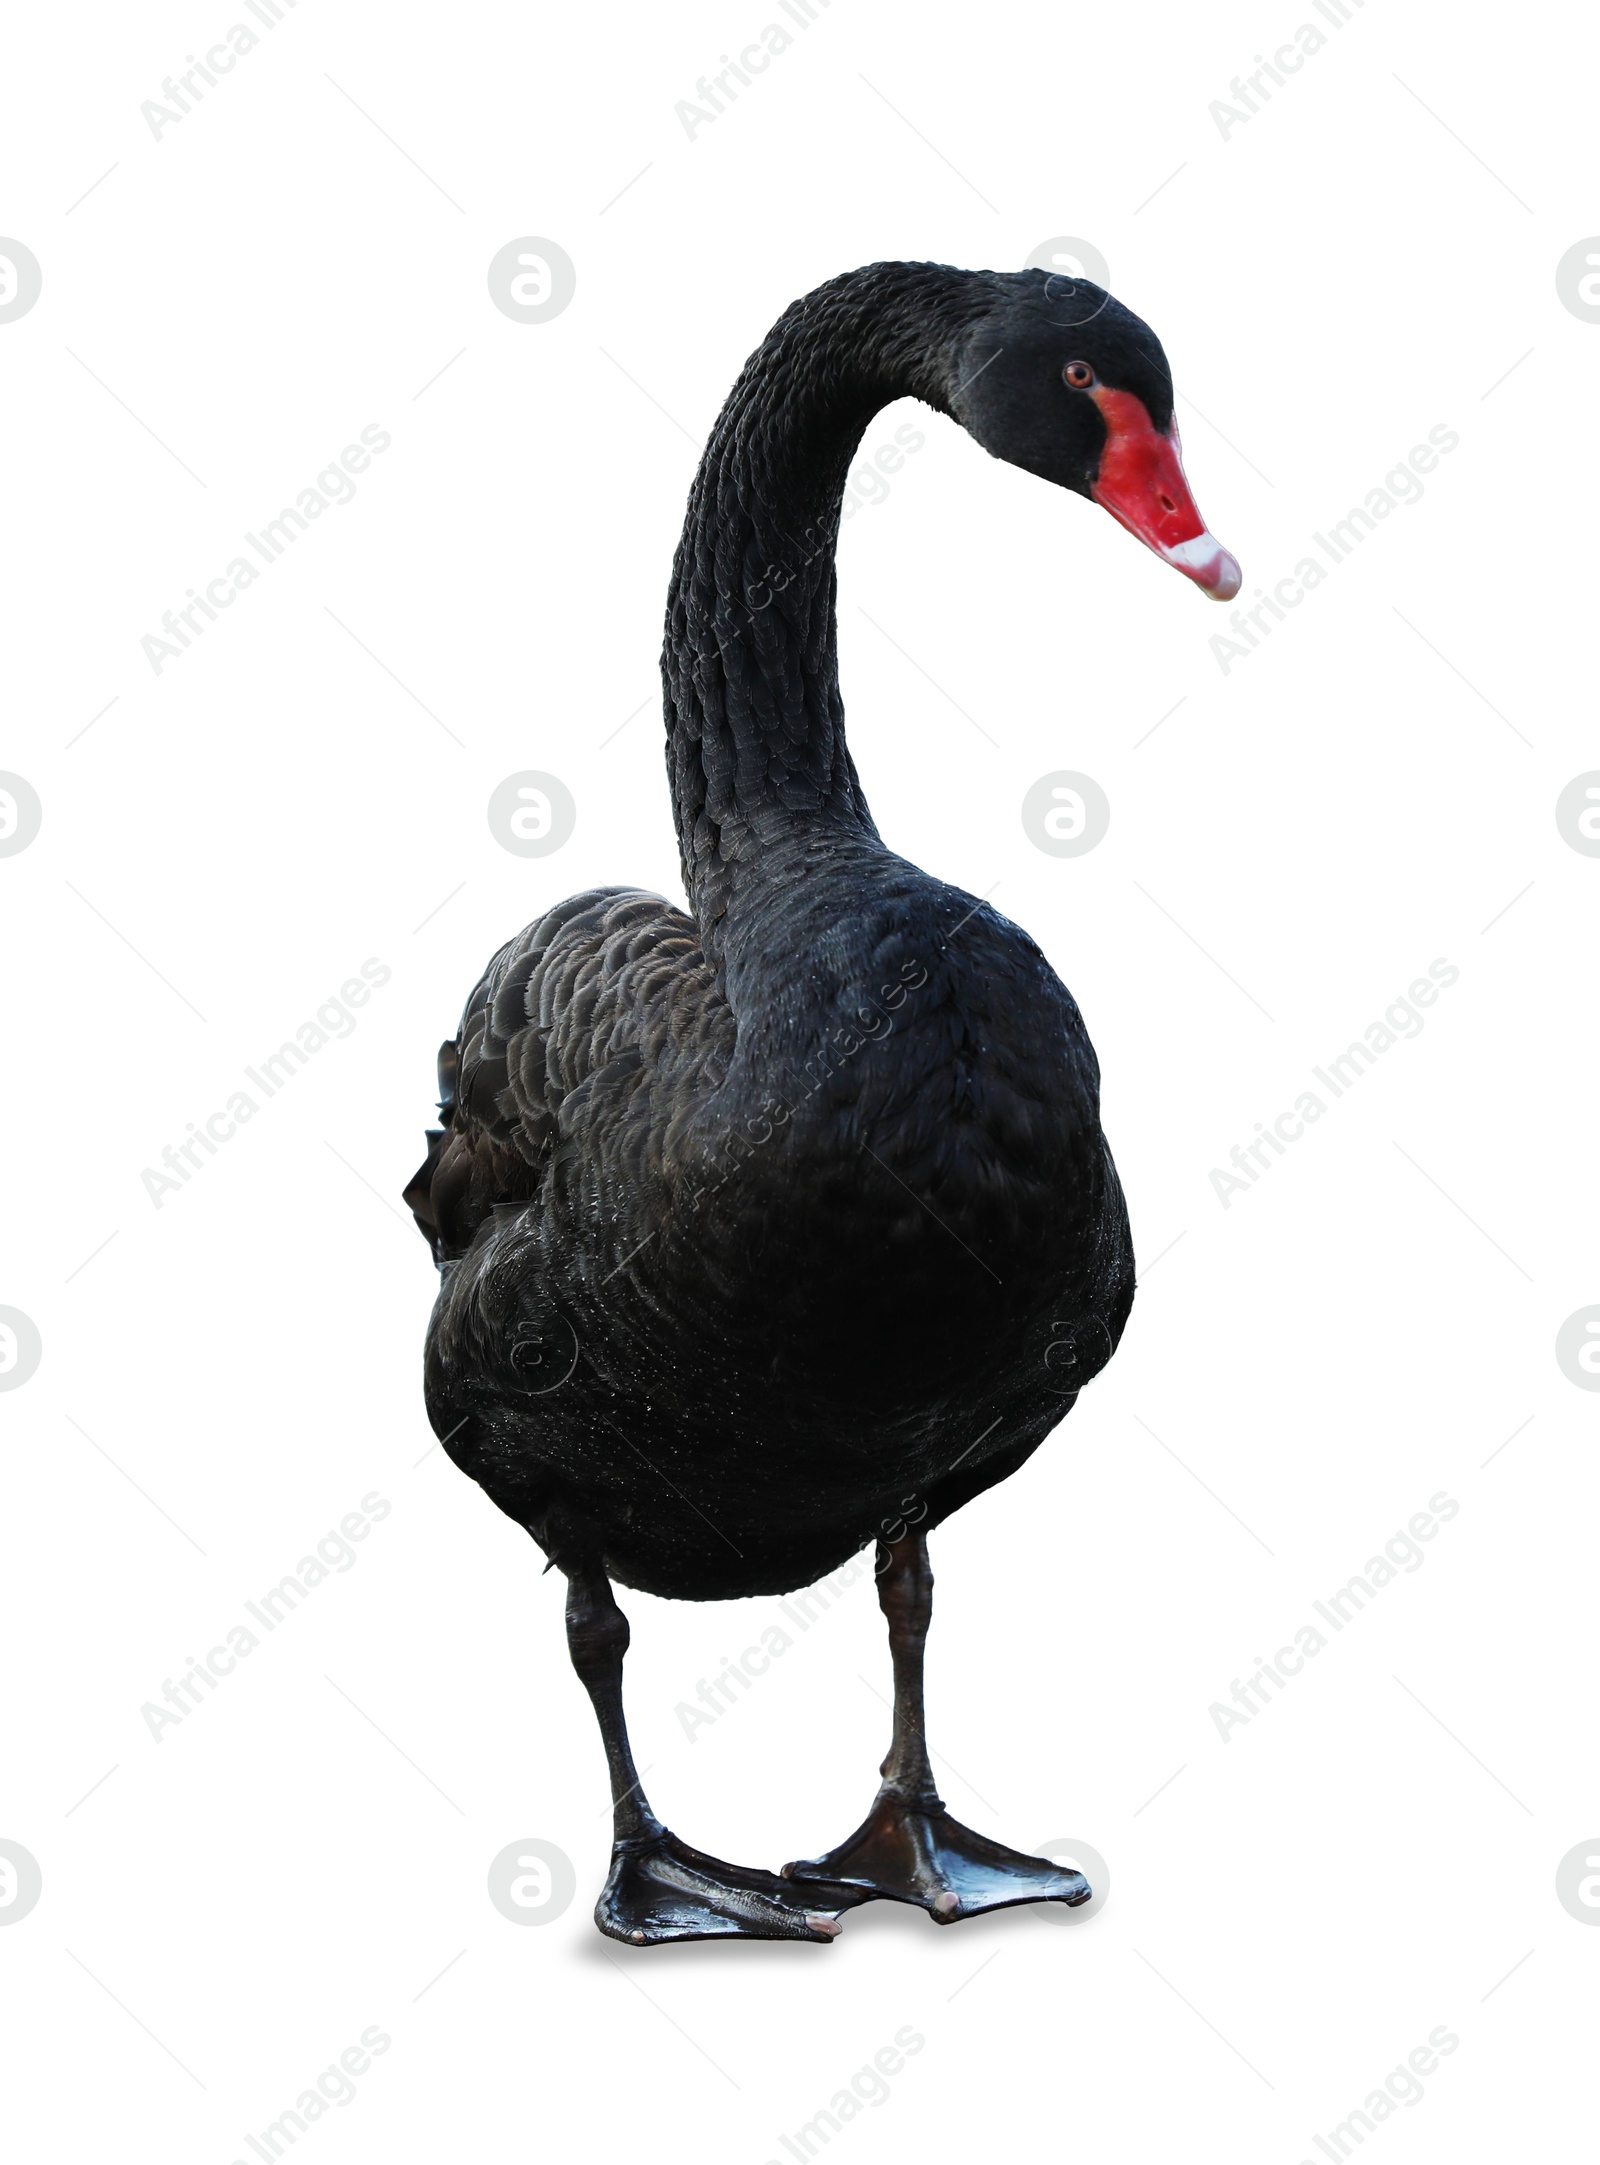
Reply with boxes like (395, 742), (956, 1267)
(3, 2), (1596, 2158)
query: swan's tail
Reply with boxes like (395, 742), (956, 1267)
(402, 1036), (461, 1264)
(402, 1125), (448, 1262)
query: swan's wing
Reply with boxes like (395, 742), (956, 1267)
(403, 887), (729, 1264)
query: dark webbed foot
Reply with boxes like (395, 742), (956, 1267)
(790, 1534), (1090, 1923)
(784, 1791), (1090, 1924)
(563, 1564), (861, 1945)
(599, 1830), (869, 1946)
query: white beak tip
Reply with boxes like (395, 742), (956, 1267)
(1160, 531), (1241, 601)
(1205, 551), (1243, 602)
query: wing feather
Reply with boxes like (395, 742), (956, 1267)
(404, 887), (729, 1264)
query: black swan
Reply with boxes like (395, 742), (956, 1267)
(405, 261), (1239, 1945)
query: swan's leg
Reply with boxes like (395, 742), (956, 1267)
(563, 1559), (861, 1946)
(564, 1560), (662, 1850)
(784, 1532), (1092, 1923)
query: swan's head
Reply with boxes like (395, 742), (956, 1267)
(951, 272), (1241, 601)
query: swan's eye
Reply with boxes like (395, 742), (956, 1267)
(1063, 360), (1094, 390)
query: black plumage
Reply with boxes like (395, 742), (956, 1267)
(403, 263), (1227, 1944)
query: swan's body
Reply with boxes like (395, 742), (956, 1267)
(406, 262), (1236, 1943)
(416, 850), (1128, 1600)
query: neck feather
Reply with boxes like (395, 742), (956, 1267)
(660, 262), (997, 939)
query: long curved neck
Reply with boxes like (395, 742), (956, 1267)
(661, 263), (994, 945)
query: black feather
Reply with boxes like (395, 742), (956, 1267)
(405, 264), (1137, 1600)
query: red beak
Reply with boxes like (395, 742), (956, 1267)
(1088, 387), (1241, 601)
